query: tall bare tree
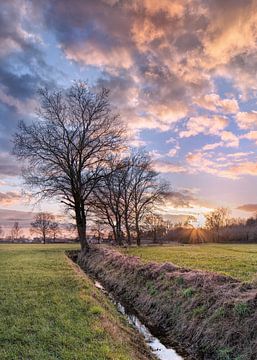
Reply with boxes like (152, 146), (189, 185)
(91, 151), (167, 246)
(128, 152), (167, 246)
(91, 156), (125, 245)
(13, 81), (124, 251)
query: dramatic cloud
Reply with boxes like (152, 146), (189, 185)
(2, 0), (257, 218)
(0, 208), (34, 230)
(241, 131), (257, 144)
(220, 131), (239, 147)
(0, 191), (21, 206)
(152, 160), (187, 174)
(0, 152), (21, 177)
(236, 112), (257, 130)
(163, 189), (198, 208)
(187, 149), (257, 179)
(180, 116), (229, 138)
(237, 204), (257, 213)
(195, 94), (239, 113)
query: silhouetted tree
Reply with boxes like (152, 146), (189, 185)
(10, 222), (22, 241)
(91, 151), (167, 246)
(13, 81), (124, 252)
(31, 212), (56, 244)
(205, 207), (230, 241)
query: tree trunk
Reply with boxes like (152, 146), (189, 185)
(124, 213), (131, 245)
(116, 223), (123, 246)
(115, 215), (123, 246)
(153, 227), (157, 243)
(125, 224), (131, 245)
(135, 218), (141, 246)
(43, 229), (46, 244)
(75, 204), (89, 252)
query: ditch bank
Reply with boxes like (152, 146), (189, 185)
(68, 247), (257, 360)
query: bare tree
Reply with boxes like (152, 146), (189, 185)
(91, 219), (106, 243)
(0, 225), (4, 240)
(49, 221), (60, 241)
(205, 207), (230, 241)
(128, 152), (167, 246)
(91, 151), (167, 246)
(13, 81), (124, 252)
(10, 222), (22, 241)
(143, 213), (166, 243)
(31, 212), (56, 244)
(91, 157), (125, 245)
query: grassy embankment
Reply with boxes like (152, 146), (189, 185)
(0, 244), (153, 360)
(123, 243), (257, 282)
(79, 246), (257, 360)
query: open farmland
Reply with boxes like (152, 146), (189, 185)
(0, 244), (152, 360)
(123, 243), (257, 282)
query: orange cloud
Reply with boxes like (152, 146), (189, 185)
(220, 131), (239, 147)
(64, 43), (133, 70)
(152, 160), (186, 174)
(195, 93), (239, 113)
(236, 112), (257, 130)
(237, 204), (257, 213)
(0, 191), (21, 206)
(180, 115), (229, 138)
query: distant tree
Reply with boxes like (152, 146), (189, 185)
(205, 207), (230, 241)
(10, 222), (22, 241)
(13, 81), (124, 252)
(0, 225), (4, 239)
(31, 213), (56, 244)
(49, 221), (60, 241)
(143, 213), (166, 243)
(183, 215), (197, 228)
(246, 214), (257, 227)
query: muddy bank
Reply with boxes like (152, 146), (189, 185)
(69, 247), (257, 360)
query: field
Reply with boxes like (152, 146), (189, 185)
(124, 243), (257, 282)
(0, 244), (150, 360)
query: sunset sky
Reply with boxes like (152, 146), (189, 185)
(1, 0), (257, 231)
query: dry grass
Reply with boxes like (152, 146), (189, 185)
(77, 246), (257, 360)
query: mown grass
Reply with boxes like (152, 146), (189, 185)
(0, 244), (147, 360)
(123, 243), (257, 282)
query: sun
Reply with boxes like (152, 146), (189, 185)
(191, 213), (206, 228)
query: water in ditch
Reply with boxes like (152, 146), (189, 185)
(94, 280), (184, 360)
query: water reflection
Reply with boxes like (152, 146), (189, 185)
(95, 281), (184, 360)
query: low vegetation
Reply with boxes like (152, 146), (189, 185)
(123, 243), (257, 282)
(76, 246), (257, 360)
(0, 244), (154, 360)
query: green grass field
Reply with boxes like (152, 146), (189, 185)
(0, 244), (148, 360)
(123, 243), (257, 282)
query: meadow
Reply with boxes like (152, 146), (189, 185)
(124, 243), (257, 282)
(0, 244), (150, 360)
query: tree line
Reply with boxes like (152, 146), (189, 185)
(13, 81), (166, 251)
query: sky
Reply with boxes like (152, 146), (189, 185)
(1, 0), (257, 232)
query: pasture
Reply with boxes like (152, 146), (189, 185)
(0, 244), (148, 360)
(124, 243), (257, 282)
